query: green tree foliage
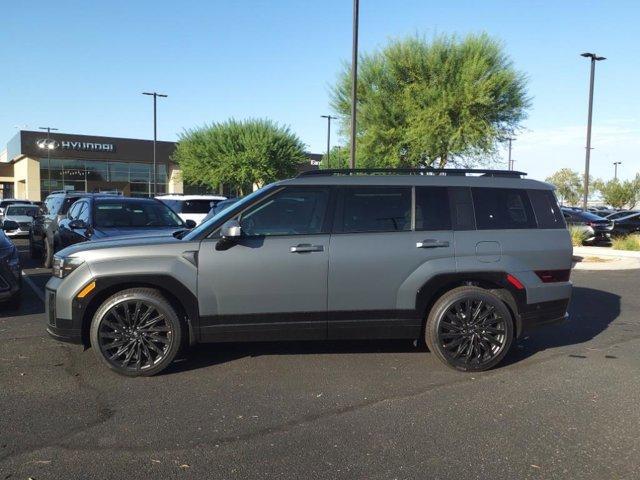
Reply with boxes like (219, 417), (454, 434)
(330, 33), (530, 168)
(320, 145), (350, 169)
(593, 176), (640, 209)
(173, 119), (306, 195)
(545, 168), (583, 206)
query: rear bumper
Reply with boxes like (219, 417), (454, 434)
(519, 298), (570, 334)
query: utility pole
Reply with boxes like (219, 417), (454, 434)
(580, 52), (606, 211)
(321, 115), (338, 168)
(613, 161), (621, 180)
(38, 126), (58, 195)
(506, 137), (514, 170)
(349, 0), (359, 169)
(142, 91), (168, 196)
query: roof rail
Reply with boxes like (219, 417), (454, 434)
(296, 168), (527, 178)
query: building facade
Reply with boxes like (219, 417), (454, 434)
(0, 130), (319, 201)
(0, 130), (184, 201)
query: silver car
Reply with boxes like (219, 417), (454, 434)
(45, 168), (573, 376)
(2, 204), (40, 237)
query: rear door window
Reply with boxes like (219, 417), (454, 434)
(528, 190), (566, 229)
(182, 200), (217, 214)
(472, 188), (537, 230)
(339, 187), (411, 233)
(415, 187), (451, 231)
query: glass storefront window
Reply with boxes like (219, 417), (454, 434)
(38, 158), (168, 199)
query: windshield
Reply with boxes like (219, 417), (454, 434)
(6, 205), (39, 216)
(182, 186), (273, 241)
(94, 200), (184, 228)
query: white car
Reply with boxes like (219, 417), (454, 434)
(2, 203), (40, 237)
(155, 195), (227, 225)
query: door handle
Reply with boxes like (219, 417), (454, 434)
(290, 244), (324, 253)
(416, 239), (450, 249)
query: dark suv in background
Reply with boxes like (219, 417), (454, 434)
(56, 196), (194, 250)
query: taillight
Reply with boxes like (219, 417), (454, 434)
(535, 269), (571, 283)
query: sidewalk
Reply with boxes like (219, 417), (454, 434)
(573, 246), (640, 270)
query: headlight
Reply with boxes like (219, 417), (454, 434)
(52, 256), (85, 278)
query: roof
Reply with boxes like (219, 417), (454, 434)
(155, 195), (227, 201)
(277, 173), (554, 190)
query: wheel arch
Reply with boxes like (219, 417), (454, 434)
(415, 272), (525, 338)
(75, 275), (199, 348)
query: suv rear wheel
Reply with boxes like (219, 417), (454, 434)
(425, 286), (514, 372)
(89, 288), (182, 377)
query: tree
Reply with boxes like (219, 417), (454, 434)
(320, 145), (350, 169)
(173, 119), (306, 195)
(593, 177), (640, 209)
(330, 33), (530, 168)
(546, 169), (583, 206)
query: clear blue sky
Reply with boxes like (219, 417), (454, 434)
(1, 0), (638, 181)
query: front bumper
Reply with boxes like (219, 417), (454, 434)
(0, 260), (21, 302)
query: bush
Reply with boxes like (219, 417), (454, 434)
(569, 226), (588, 247)
(612, 235), (640, 251)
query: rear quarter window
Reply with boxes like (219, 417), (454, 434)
(472, 188), (537, 230)
(528, 190), (566, 229)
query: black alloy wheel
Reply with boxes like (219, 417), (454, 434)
(426, 286), (514, 372)
(90, 288), (182, 376)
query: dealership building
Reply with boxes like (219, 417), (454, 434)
(0, 130), (319, 201)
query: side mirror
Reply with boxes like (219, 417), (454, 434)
(69, 219), (88, 229)
(185, 219), (197, 229)
(2, 220), (19, 231)
(220, 219), (242, 239)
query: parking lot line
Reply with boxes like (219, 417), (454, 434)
(22, 271), (45, 302)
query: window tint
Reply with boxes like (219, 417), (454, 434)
(94, 200), (184, 228)
(239, 187), (329, 236)
(78, 201), (91, 223)
(341, 187), (411, 233)
(182, 199), (219, 214)
(448, 187), (475, 230)
(472, 188), (536, 230)
(415, 187), (451, 231)
(528, 190), (565, 229)
(67, 202), (82, 220)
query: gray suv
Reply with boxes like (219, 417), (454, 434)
(45, 169), (572, 376)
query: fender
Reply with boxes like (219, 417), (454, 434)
(71, 274), (200, 346)
(414, 272), (526, 337)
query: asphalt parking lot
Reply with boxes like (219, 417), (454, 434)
(2, 239), (640, 480)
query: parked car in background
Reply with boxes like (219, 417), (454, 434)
(606, 210), (638, 221)
(55, 196), (195, 251)
(30, 192), (94, 267)
(610, 212), (640, 237)
(156, 195), (227, 225)
(0, 199), (32, 219)
(200, 197), (241, 224)
(2, 204), (40, 237)
(46, 168), (572, 377)
(0, 220), (22, 308)
(561, 208), (613, 244)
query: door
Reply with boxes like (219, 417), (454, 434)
(197, 186), (332, 341)
(328, 186), (454, 339)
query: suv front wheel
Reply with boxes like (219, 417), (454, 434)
(425, 286), (514, 372)
(89, 288), (182, 377)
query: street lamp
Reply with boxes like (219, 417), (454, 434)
(580, 52), (606, 211)
(321, 115), (338, 168)
(349, 0), (359, 169)
(38, 126), (58, 194)
(142, 91), (168, 196)
(613, 161), (621, 180)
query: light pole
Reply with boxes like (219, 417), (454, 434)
(321, 115), (338, 168)
(506, 137), (515, 170)
(142, 91), (167, 196)
(613, 161), (621, 180)
(580, 52), (606, 211)
(38, 126), (58, 194)
(349, 0), (359, 169)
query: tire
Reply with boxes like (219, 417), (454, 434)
(89, 288), (182, 377)
(43, 237), (54, 268)
(425, 286), (514, 372)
